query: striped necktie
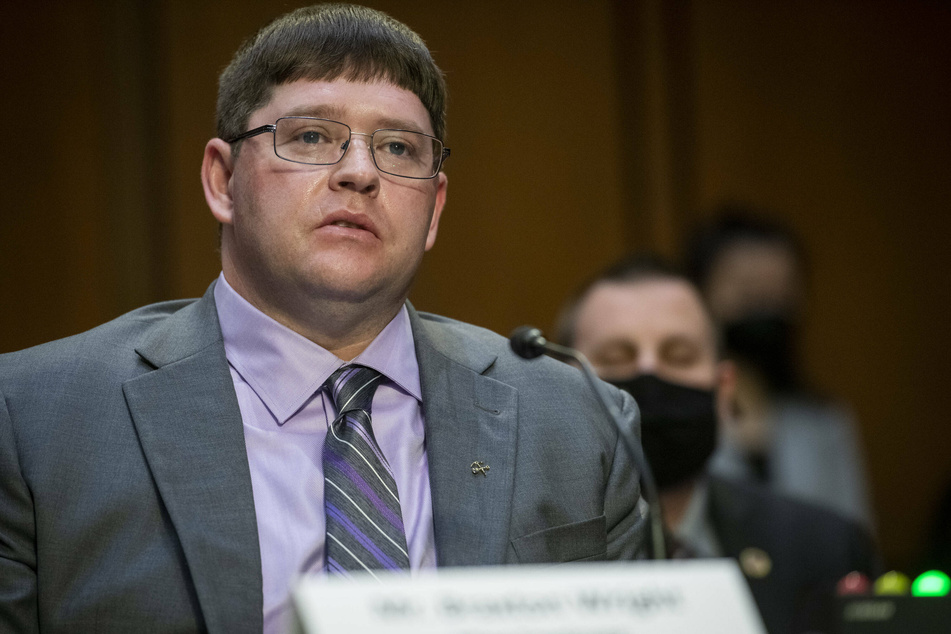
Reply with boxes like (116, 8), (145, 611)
(322, 365), (410, 576)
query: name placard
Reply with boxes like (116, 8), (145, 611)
(293, 559), (765, 633)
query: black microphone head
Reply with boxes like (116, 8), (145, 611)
(509, 326), (548, 359)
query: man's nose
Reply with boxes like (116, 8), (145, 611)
(636, 353), (658, 375)
(342, 133), (377, 164)
(331, 133), (379, 193)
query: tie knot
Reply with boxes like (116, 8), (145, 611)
(324, 365), (383, 418)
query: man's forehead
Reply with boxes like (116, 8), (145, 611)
(255, 78), (432, 132)
(586, 279), (716, 343)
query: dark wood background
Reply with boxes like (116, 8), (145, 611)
(2, 0), (949, 570)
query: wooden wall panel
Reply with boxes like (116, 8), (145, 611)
(0, 1), (160, 351)
(393, 0), (630, 338)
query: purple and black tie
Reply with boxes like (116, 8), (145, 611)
(322, 365), (410, 576)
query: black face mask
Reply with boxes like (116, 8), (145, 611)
(723, 314), (799, 393)
(608, 374), (718, 490)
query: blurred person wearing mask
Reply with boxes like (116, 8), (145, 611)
(557, 254), (880, 634)
(686, 208), (873, 530)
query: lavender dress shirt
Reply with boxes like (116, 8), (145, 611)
(214, 275), (436, 633)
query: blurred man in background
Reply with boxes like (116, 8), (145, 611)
(558, 254), (879, 634)
(686, 208), (873, 529)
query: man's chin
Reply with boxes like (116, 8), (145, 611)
(298, 274), (412, 310)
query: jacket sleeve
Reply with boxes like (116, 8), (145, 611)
(0, 391), (39, 633)
(603, 386), (650, 560)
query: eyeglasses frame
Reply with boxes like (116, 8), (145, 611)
(225, 116), (450, 180)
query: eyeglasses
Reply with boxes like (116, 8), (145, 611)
(226, 116), (450, 179)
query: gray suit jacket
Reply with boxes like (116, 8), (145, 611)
(0, 284), (645, 633)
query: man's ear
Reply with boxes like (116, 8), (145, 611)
(714, 359), (738, 431)
(424, 171), (447, 251)
(202, 138), (236, 225)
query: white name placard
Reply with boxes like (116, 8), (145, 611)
(293, 559), (765, 634)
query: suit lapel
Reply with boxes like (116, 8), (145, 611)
(409, 306), (519, 566)
(124, 285), (262, 633)
(707, 476), (753, 559)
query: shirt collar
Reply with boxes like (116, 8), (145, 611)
(214, 273), (421, 424)
(351, 303), (422, 402)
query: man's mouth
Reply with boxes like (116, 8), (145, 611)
(330, 220), (363, 230)
(319, 211), (378, 238)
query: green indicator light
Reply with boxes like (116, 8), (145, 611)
(911, 570), (951, 597)
(874, 571), (910, 595)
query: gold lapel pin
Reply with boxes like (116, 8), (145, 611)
(470, 461), (490, 477)
(739, 547), (772, 579)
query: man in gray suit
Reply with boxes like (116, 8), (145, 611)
(0, 5), (646, 633)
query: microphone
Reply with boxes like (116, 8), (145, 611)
(509, 325), (667, 559)
(508, 326), (549, 359)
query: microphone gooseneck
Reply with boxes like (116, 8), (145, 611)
(509, 325), (667, 560)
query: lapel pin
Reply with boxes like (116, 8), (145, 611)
(739, 547), (772, 579)
(470, 461), (490, 477)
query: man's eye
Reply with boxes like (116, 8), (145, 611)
(377, 136), (418, 159)
(663, 340), (700, 367)
(300, 130), (325, 144)
(386, 142), (407, 156)
(593, 343), (636, 368)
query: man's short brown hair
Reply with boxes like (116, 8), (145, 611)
(216, 3), (448, 144)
